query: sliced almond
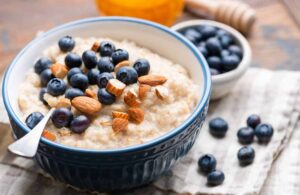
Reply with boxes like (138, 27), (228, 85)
(50, 63), (68, 79)
(114, 60), (130, 72)
(42, 129), (56, 141)
(155, 86), (169, 100)
(138, 84), (151, 99)
(71, 96), (102, 115)
(128, 107), (144, 123)
(85, 89), (97, 100)
(106, 79), (126, 97)
(58, 129), (71, 136)
(138, 75), (167, 86)
(55, 97), (71, 108)
(112, 118), (128, 132)
(112, 111), (129, 120)
(91, 42), (100, 52)
(124, 89), (141, 107)
(100, 121), (112, 126)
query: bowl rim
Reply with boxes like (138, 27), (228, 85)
(2, 16), (211, 154)
(171, 19), (252, 84)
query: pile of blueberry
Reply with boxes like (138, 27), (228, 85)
(198, 114), (273, 186)
(179, 25), (243, 75)
(25, 35), (150, 133)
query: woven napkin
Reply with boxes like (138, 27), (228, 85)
(0, 68), (300, 195)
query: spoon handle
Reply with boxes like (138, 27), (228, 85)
(8, 108), (55, 158)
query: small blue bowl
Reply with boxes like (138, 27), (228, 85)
(2, 17), (211, 191)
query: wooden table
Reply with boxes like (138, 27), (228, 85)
(1, 0), (300, 75)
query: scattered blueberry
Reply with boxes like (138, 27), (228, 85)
(228, 45), (243, 59)
(58, 36), (75, 52)
(237, 146), (255, 166)
(67, 67), (83, 82)
(34, 57), (52, 74)
(184, 28), (202, 43)
(69, 73), (89, 91)
(25, 112), (44, 129)
(98, 88), (116, 105)
(237, 127), (255, 144)
(70, 115), (91, 134)
(51, 108), (73, 128)
(40, 69), (54, 86)
(99, 41), (115, 56)
(82, 50), (97, 69)
(65, 88), (84, 99)
(133, 58), (150, 76)
(247, 114), (261, 129)
(221, 54), (240, 71)
(207, 56), (221, 70)
(39, 88), (48, 105)
(97, 57), (114, 73)
(209, 117), (228, 138)
(111, 49), (129, 65)
(205, 37), (222, 55)
(97, 72), (113, 88)
(207, 170), (225, 186)
(65, 53), (82, 69)
(116, 67), (138, 85)
(210, 68), (220, 76)
(47, 78), (66, 96)
(254, 123), (274, 143)
(87, 69), (100, 85)
(200, 26), (217, 39)
(198, 154), (217, 174)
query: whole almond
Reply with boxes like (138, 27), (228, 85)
(155, 86), (169, 100)
(115, 60), (130, 72)
(138, 84), (151, 99)
(138, 75), (167, 86)
(112, 118), (128, 132)
(128, 107), (144, 123)
(91, 42), (100, 52)
(106, 79), (126, 97)
(124, 89), (141, 107)
(71, 96), (102, 115)
(112, 111), (129, 120)
(51, 63), (68, 79)
(85, 89), (97, 100)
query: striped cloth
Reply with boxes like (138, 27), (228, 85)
(0, 68), (300, 195)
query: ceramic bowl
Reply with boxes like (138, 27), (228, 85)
(172, 20), (252, 100)
(2, 17), (211, 191)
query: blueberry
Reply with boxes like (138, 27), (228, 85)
(39, 88), (48, 105)
(65, 53), (82, 69)
(184, 28), (202, 43)
(237, 146), (255, 166)
(210, 68), (220, 76)
(216, 29), (228, 37)
(82, 50), (97, 69)
(69, 73), (89, 90)
(207, 56), (221, 70)
(87, 69), (100, 85)
(111, 49), (129, 65)
(237, 127), (255, 144)
(254, 123), (273, 143)
(97, 57), (114, 73)
(247, 114), (261, 129)
(97, 72), (113, 88)
(47, 78), (66, 96)
(98, 88), (116, 105)
(40, 69), (54, 86)
(25, 112), (44, 129)
(70, 115), (90, 134)
(197, 46), (208, 58)
(205, 37), (222, 55)
(200, 26), (217, 39)
(99, 41), (116, 56)
(209, 117), (228, 138)
(228, 45), (243, 58)
(219, 35), (234, 49)
(133, 58), (150, 76)
(67, 67), (83, 82)
(51, 108), (73, 128)
(221, 54), (240, 71)
(58, 35), (75, 52)
(65, 88), (84, 99)
(221, 49), (230, 58)
(207, 170), (225, 186)
(34, 57), (52, 74)
(198, 154), (217, 174)
(116, 67), (138, 85)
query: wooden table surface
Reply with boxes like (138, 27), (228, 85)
(0, 0), (300, 75)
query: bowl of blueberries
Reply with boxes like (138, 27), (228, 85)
(172, 20), (252, 100)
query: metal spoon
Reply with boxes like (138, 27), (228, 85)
(8, 108), (55, 158)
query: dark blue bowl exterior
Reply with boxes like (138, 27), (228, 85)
(9, 103), (208, 191)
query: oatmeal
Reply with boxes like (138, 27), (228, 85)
(18, 36), (201, 149)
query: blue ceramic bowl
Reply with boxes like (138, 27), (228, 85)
(2, 17), (211, 191)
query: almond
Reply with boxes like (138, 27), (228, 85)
(100, 121), (112, 126)
(112, 111), (129, 120)
(71, 96), (102, 115)
(138, 75), (167, 86)
(50, 63), (68, 79)
(58, 129), (71, 136)
(155, 86), (169, 100)
(106, 79), (126, 97)
(42, 129), (56, 141)
(124, 89), (141, 107)
(85, 89), (97, 100)
(112, 118), (128, 132)
(128, 107), (144, 123)
(114, 60), (130, 72)
(138, 84), (151, 99)
(91, 42), (100, 52)
(55, 97), (71, 108)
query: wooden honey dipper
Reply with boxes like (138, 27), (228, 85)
(185, 0), (256, 35)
